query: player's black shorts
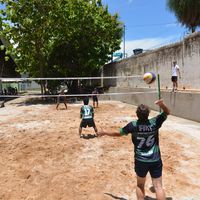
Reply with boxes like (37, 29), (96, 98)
(92, 96), (98, 102)
(80, 118), (95, 128)
(134, 159), (163, 178)
(57, 96), (66, 103)
(171, 76), (178, 82)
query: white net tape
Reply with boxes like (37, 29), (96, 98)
(0, 75), (157, 99)
(0, 91), (157, 98)
(0, 75), (142, 81)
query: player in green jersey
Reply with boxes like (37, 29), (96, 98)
(97, 99), (170, 200)
(79, 97), (98, 138)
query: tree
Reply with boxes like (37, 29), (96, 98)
(0, 0), (60, 93)
(0, 0), (123, 94)
(167, 0), (200, 32)
(47, 0), (123, 93)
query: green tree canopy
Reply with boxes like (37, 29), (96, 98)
(167, 0), (200, 32)
(0, 0), (123, 93)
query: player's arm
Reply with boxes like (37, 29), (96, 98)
(98, 123), (132, 137)
(80, 108), (83, 118)
(91, 107), (94, 117)
(97, 131), (121, 137)
(155, 99), (170, 115)
(177, 68), (181, 78)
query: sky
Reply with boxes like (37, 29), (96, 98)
(102, 0), (193, 57)
(1, 1), (199, 58)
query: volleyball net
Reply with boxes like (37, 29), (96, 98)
(0, 75), (158, 100)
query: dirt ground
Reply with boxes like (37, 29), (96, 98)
(0, 99), (200, 200)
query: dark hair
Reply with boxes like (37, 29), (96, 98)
(83, 97), (89, 105)
(136, 104), (150, 122)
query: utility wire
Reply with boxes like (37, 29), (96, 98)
(126, 22), (178, 28)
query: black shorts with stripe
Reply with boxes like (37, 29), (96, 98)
(80, 118), (95, 128)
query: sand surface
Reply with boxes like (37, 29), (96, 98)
(0, 99), (200, 200)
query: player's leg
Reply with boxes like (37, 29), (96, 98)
(136, 176), (146, 200)
(174, 76), (178, 91)
(93, 125), (98, 135)
(64, 97), (67, 109)
(171, 77), (175, 91)
(56, 97), (60, 110)
(96, 99), (98, 108)
(93, 100), (95, 108)
(175, 79), (178, 91)
(151, 177), (166, 200)
(150, 159), (166, 200)
(56, 103), (59, 110)
(134, 160), (149, 200)
(79, 126), (82, 135)
(88, 119), (98, 136)
(79, 121), (84, 138)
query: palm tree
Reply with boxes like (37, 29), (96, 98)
(167, 0), (200, 32)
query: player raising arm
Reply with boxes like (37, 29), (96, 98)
(97, 99), (170, 200)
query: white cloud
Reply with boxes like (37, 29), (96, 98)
(118, 36), (181, 57)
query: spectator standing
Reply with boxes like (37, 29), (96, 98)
(171, 61), (181, 92)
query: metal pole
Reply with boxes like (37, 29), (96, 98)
(157, 74), (161, 99)
(123, 25), (125, 58)
(157, 74), (161, 112)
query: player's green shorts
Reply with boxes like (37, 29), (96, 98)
(80, 118), (95, 128)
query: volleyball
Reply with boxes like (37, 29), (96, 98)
(143, 72), (156, 84)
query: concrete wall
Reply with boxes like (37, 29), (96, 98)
(102, 31), (200, 90)
(100, 87), (200, 123)
(100, 32), (200, 122)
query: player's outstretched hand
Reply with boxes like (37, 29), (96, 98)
(155, 99), (164, 106)
(155, 99), (170, 115)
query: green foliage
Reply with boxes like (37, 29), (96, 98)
(1, 0), (56, 78)
(48, 0), (123, 77)
(0, 0), (123, 79)
(167, 0), (200, 32)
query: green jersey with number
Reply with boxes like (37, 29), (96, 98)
(120, 112), (167, 162)
(80, 105), (94, 119)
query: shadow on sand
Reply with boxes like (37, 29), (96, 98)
(81, 134), (97, 140)
(145, 196), (173, 200)
(104, 193), (128, 200)
(104, 192), (173, 200)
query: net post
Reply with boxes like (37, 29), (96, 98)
(157, 74), (161, 112)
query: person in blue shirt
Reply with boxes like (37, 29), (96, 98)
(98, 99), (170, 200)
